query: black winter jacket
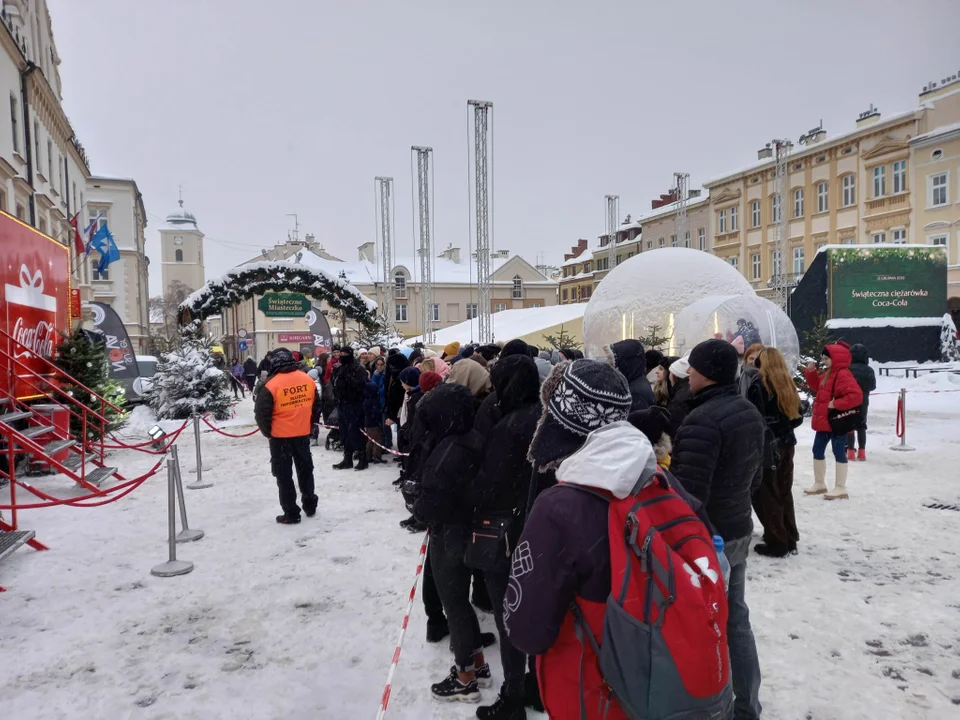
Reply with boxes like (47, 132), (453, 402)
(333, 358), (367, 405)
(758, 384), (803, 447)
(397, 387), (423, 453)
(848, 343), (876, 416)
(665, 377), (693, 438)
(472, 356), (541, 516)
(412, 384), (484, 526)
(362, 381), (381, 428)
(671, 383), (765, 542)
(383, 354), (409, 423)
(473, 390), (502, 438)
(609, 339), (655, 411)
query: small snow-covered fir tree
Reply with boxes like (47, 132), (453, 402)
(355, 315), (396, 348)
(637, 324), (671, 352)
(55, 328), (127, 440)
(148, 324), (231, 420)
(940, 313), (960, 362)
(542, 324), (581, 351)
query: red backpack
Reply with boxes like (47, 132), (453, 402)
(570, 473), (732, 720)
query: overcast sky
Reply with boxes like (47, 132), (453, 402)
(48, 0), (959, 296)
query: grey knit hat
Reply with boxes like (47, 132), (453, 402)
(528, 359), (632, 472)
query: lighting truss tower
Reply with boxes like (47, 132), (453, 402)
(412, 147), (435, 344)
(771, 139), (792, 312)
(468, 100), (493, 343)
(375, 176), (394, 318)
(605, 195), (619, 270)
(673, 172), (690, 247)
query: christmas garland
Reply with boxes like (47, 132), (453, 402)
(178, 261), (378, 328)
(830, 246), (947, 267)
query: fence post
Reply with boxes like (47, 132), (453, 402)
(187, 413), (213, 489)
(171, 445), (204, 542)
(890, 388), (915, 452)
(150, 457), (195, 577)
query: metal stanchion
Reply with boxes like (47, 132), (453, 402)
(171, 445), (204, 542)
(187, 414), (213, 489)
(151, 457), (195, 577)
(890, 387), (915, 452)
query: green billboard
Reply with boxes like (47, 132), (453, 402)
(829, 246), (947, 319)
(257, 292), (311, 317)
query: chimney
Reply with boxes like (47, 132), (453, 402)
(577, 238), (588, 251)
(439, 245), (461, 264)
(304, 233), (315, 246)
(919, 71), (960, 103)
(799, 120), (826, 145)
(757, 143), (773, 160)
(856, 103), (881, 129)
(358, 241), (376, 263)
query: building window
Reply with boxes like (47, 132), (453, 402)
(793, 247), (805, 275)
(929, 234), (949, 263)
(698, 228), (705, 251)
(495, 302), (507, 312)
(772, 194), (781, 223)
(430, 303), (440, 321)
(730, 205), (738, 231)
(38, 217), (46, 234)
(771, 250), (782, 277)
(892, 228), (907, 244)
(817, 182), (828, 213)
(842, 174), (856, 207)
(873, 166), (886, 198)
(395, 303), (408, 322)
(670, 234), (678, 247)
(871, 232), (886, 244)
(658, 237), (664, 248)
(842, 237), (856, 245)
(561, 289), (568, 302)
(718, 209), (726, 233)
(0, 188), (6, 212)
(930, 172), (948, 207)
(727, 256), (738, 270)
(627, 252), (635, 259)
(393, 271), (407, 298)
(33, 120), (40, 173)
(751, 253), (761, 280)
(10, 95), (19, 153)
(794, 188), (804, 218)
(16, 203), (25, 220)
(932, 149), (942, 161)
(58, 155), (64, 196)
(93, 261), (109, 281)
(751, 200), (760, 228)
(47, 140), (52, 184)
(466, 303), (478, 319)
(615, 254), (622, 264)
(893, 160), (906, 193)
(683, 231), (690, 247)
(175, 248), (183, 262)
(512, 275), (523, 299)
(646, 240), (653, 250)
(530, 302), (541, 309)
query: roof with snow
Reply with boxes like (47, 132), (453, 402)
(404, 303), (587, 347)
(165, 199), (199, 230)
(630, 194), (710, 225)
(910, 120), (960, 144)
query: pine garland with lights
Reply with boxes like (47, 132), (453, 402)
(55, 328), (127, 441)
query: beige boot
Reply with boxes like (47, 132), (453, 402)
(805, 458), (828, 495)
(825, 462), (849, 500)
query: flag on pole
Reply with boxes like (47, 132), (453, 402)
(68, 212), (85, 256)
(89, 222), (120, 275)
(83, 216), (100, 255)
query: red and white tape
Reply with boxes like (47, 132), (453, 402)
(376, 530), (430, 720)
(361, 428), (409, 457)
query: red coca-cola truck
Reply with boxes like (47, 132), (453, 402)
(0, 211), (71, 400)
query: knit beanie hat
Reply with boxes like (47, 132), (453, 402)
(270, 348), (297, 372)
(669, 355), (690, 379)
(478, 344), (501, 362)
(419, 371), (443, 393)
(399, 366), (421, 387)
(628, 406), (671, 447)
(528, 359), (633, 472)
(443, 341), (461, 358)
(501, 339), (529, 358)
(644, 349), (664, 373)
(688, 339), (739, 386)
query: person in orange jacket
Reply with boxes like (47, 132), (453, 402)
(255, 348), (322, 524)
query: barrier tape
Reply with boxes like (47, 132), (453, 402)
(361, 428), (409, 457)
(104, 421), (190, 451)
(376, 530), (429, 720)
(200, 416), (260, 438)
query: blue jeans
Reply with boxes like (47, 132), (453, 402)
(812, 431), (847, 463)
(724, 535), (762, 720)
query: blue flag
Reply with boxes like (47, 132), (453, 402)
(89, 223), (120, 275)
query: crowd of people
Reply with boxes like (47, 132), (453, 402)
(246, 332), (876, 719)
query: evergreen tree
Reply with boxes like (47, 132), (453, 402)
(637, 324), (671, 352)
(940, 313), (960, 362)
(355, 314), (398, 348)
(542, 324), (581, 351)
(148, 324), (231, 420)
(795, 314), (834, 396)
(55, 328), (126, 441)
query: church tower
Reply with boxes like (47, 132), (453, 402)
(159, 191), (205, 296)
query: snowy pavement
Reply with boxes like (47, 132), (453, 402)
(2, 373), (960, 719)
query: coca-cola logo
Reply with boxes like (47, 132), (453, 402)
(13, 317), (56, 360)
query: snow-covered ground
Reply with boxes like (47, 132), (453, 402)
(2, 371), (960, 719)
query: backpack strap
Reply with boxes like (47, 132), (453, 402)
(561, 483), (612, 503)
(570, 601), (608, 720)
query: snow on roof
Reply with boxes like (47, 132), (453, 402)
(561, 253), (591, 267)
(631, 194), (709, 225)
(910, 120), (960, 144)
(404, 303), (587, 347)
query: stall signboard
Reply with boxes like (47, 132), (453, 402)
(278, 333), (312, 343)
(257, 293), (311, 317)
(828, 246), (947, 319)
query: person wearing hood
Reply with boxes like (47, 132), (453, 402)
(803, 342), (863, 499)
(473, 340), (530, 438)
(604, 339), (656, 411)
(469, 355), (542, 718)
(242, 357), (259, 392)
(665, 355), (693, 438)
(505, 360), (718, 719)
(671, 339), (764, 720)
(383, 352), (410, 448)
(396, 366), (423, 454)
(408, 383), (490, 703)
(447, 354), (493, 407)
(644, 348), (664, 384)
(332, 346), (369, 471)
(845, 343), (876, 461)
(254, 348), (322, 524)
(419, 355), (450, 378)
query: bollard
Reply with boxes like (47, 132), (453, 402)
(187, 414), (214, 489)
(172, 445), (204, 542)
(151, 457), (195, 577)
(890, 388), (915, 452)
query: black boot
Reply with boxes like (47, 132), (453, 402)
(755, 541), (790, 558)
(276, 513), (301, 525)
(426, 618), (449, 643)
(332, 451), (353, 470)
(477, 693), (526, 719)
(354, 454), (369, 471)
(523, 672), (544, 712)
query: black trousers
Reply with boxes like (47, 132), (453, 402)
(338, 402), (365, 453)
(422, 545), (445, 624)
(755, 444), (798, 546)
(430, 525), (482, 670)
(484, 569), (527, 699)
(269, 436), (318, 518)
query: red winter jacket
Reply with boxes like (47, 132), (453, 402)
(804, 342), (863, 433)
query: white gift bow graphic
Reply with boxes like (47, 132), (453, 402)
(683, 557), (719, 588)
(5, 264), (56, 313)
(20, 264), (44, 293)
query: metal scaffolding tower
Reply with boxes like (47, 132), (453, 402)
(605, 195), (619, 270)
(468, 100), (493, 343)
(771, 139), (793, 312)
(374, 176), (394, 318)
(673, 172), (690, 247)
(412, 147), (435, 343)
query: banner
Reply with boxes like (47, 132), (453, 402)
(829, 247), (947, 319)
(258, 292), (311, 317)
(306, 306), (333, 356)
(88, 302), (142, 401)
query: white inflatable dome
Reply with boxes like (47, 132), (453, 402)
(673, 294), (800, 370)
(581, 248), (755, 358)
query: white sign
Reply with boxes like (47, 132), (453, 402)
(237, 328), (248, 338)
